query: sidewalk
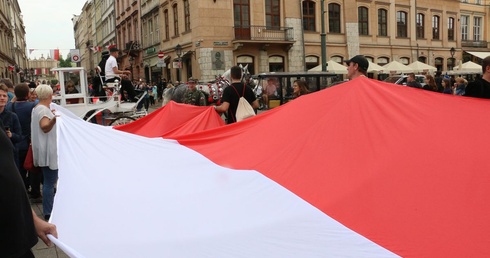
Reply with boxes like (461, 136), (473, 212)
(31, 202), (69, 258)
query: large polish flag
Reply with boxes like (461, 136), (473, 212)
(49, 77), (490, 257)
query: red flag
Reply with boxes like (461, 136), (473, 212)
(50, 49), (60, 60)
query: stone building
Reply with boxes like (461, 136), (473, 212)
(74, 0), (489, 82)
(0, 0), (28, 83)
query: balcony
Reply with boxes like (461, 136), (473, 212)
(462, 40), (488, 48)
(234, 25), (294, 42)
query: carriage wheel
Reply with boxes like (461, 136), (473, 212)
(109, 116), (136, 126)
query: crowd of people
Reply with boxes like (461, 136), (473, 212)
(1, 79), (58, 257)
(345, 54), (490, 100)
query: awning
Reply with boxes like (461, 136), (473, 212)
(466, 51), (490, 60)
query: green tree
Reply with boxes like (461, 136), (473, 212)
(59, 54), (73, 67)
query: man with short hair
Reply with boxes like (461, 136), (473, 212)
(345, 55), (369, 80)
(406, 73), (423, 88)
(104, 47), (131, 83)
(182, 78), (206, 106)
(464, 56), (490, 99)
(215, 66), (259, 124)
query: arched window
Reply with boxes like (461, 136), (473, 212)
(432, 15), (440, 40)
(269, 55), (284, 72)
(184, 0), (190, 32)
(358, 7), (369, 35)
(302, 0), (316, 31)
(447, 57), (456, 71)
(377, 57), (389, 65)
(416, 13), (424, 39)
(237, 55), (255, 75)
(378, 9), (387, 36)
(396, 11), (407, 38)
(400, 57), (410, 65)
(365, 56), (374, 63)
(418, 56), (427, 63)
(331, 55), (343, 63)
(328, 3), (341, 33)
(305, 56), (319, 70)
(434, 57), (443, 71)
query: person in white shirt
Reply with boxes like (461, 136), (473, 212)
(104, 47), (131, 82)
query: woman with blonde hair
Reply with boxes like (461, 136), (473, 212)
(30, 84), (58, 220)
(423, 74), (438, 92)
(454, 77), (467, 96)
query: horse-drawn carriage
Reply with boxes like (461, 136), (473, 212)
(51, 67), (146, 125)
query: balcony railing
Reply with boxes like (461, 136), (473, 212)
(462, 40), (488, 48)
(234, 25), (294, 41)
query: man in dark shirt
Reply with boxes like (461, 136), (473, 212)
(464, 56), (490, 99)
(214, 66), (259, 124)
(406, 73), (422, 88)
(0, 126), (58, 258)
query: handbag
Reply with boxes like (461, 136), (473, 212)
(23, 144), (40, 173)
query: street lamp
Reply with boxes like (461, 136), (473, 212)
(175, 44), (182, 82)
(449, 47), (456, 70)
(320, 0), (326, 72)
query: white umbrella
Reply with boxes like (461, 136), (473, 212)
(454, 61), (482, 74)
(407, 61), (437, 73)
(382, 60), (413, 74)
(309, 60), (347, 74)
(367, 61), (386, 73)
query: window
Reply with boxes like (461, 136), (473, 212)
(149, 18), (153, 44)
(358, 7), (369, 35)
(184, 0), (190, 32)
(435, 57), (443, 71)
(378, 9), (387, 36)
(461, 15), (468, 41)
(265, 0), (280, 28)
(377, 57), (389, 65)
(155, 14), (160, 43)
(328, 3), (341, 33)
(432, 15), (440, 40)
(447, 57), (455, 71)
(173, 4), (179, 36)
(448, 17), (454, 41)
(396, 11), (407, 38)
(305, 56), (319, 70)
(164, 9), (169, 40)
(400, 57), (410, 65)
(474, 17), (481, 41)
(416, 13), (424, 39)
(302, 0), (316, 31)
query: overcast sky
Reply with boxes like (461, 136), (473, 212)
(19, 0), (87, 59)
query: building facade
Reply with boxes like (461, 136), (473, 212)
(0, 0), (28, 83)
(115, 0), (143, 81)
(74, 0), (490, 83)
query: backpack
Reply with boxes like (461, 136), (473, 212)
(232, 85), (255, 122)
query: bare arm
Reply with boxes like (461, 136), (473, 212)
(112, 67), (130, 75)
(32, 210), (57, 247)
(214, 102), (230, 113)
(39, 115), (57, 133)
